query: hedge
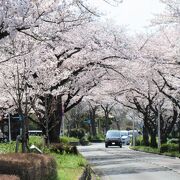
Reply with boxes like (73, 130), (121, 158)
(160, 143), (179, 153)
(0, 153), (57, 180)
(69, 128), (85, 139)
(50, 143), (78, 154)
(0, 175), (20, 180)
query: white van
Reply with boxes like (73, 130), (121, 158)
(120, 130), (130, 145)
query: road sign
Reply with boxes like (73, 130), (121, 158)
(84, 119), (91, 124)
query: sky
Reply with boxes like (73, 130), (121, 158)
(91, 0), (165, 33)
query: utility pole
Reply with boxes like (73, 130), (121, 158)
(8, 113), (11, 142)
(129, 113), (136, 146)
(132, 117), (135, 146)
(157, 102), (161, 150)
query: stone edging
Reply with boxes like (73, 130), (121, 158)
(79, 165), (91, 180)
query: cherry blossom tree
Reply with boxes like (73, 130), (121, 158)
(0, 0), (131, 147)
(89, 26), (178, 146)
(0, 0), (94, 148)
(153, 0), (180, 27)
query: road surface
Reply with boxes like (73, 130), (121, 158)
(78, 143), (180, 180)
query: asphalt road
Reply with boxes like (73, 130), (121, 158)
(78, 143), (180, 180)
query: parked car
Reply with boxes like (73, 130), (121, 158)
(120, 130), (130, 145)
(105, 130), (122, 148)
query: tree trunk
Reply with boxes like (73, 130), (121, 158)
(150, 133), (157, 148)
(105, 113), (110, 133)
(142, 125), (149, 146)
(49, 95), (63, 143)
(90, 109), (97, 137)
(18, 107), (28, 153)
(41, 125), (48, 145)
(49, 118), (61, 143)
(116, 122), (120, 130)
(21, 114), (28, 152)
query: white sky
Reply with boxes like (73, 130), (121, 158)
(91, 0), (165, 33)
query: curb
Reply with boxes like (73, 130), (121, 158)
(78, 164), (99, 180)
(79, 165), (91, 180)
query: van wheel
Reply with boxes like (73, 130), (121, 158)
(120, 144), (122, 148)
(105, 144), (108, 148)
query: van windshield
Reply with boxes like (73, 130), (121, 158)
(106, 131), (120, 138)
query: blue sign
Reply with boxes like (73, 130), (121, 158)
(84, 119), (91, 124)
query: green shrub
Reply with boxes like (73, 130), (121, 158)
(80, 136), (89, 146)
(50, 143), (78, 155)
(135, 137), (142, 146)
(69, 128), (85, 139)
(135, 138), (140, 146)
(160, 144), (168, 152)
(60, 136), (68, 143)
(134, 135), (144, 146)
(88, 133), (105, 142)
(161, 143), (179, 153)
(60, 136), (79, 144)
(0, 153), (57, 180)
(167, 138), (179, 144)
(168, 143), (179, 151)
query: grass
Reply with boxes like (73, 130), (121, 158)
(163, 151), (180, 158)
(130, 145), (180, 158)
(0, 141), (16, 153)
(130, 146), (160, 154)
(0, 136), (44, 154)
(53, 153), (87, 180)
(29, 135), (45, 150)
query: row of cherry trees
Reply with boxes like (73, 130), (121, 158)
(0, 0), (179, 150)
(74, 0), (180, 148)
(0, 0), (126, 151)
(107, 0), (180, 147)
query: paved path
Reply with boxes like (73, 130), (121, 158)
(78, 143), (180, 180)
